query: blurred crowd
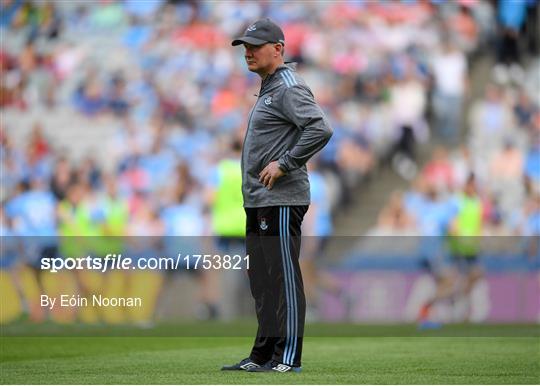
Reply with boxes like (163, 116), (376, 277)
(1, 1), (539, 323)
(370, 63), (540, 239)
(4, 0), (535, 243)
(364, 0), (540, 241)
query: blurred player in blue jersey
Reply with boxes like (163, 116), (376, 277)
(161, 167), (220, 320)
(405, 177), (459, 328)
(5, 178), (58, 322)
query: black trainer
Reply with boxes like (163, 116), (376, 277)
(247, 360), (302, 373)
(221, 358), (261, 371)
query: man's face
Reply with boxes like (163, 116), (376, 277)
(243, 42), (279, 74)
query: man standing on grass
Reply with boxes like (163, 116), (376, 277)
(221, 18), (332, 373)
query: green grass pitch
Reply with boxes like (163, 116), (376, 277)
(1, 324), (539, 384)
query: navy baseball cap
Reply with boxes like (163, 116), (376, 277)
(231, 18), (285, 46)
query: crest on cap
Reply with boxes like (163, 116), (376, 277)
(231, 18), (285, 47)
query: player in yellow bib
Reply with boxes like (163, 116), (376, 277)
(208, 140), (246, 320)
(448, 174), (484, 321)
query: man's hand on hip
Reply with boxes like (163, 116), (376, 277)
(259, 161), (285, 190)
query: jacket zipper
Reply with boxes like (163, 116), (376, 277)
(241, 95), (259, 178)
(241, 66), (286, 175)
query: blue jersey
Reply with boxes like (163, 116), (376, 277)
(525, 148), (540, 181)
(405, 194), (458, 236)
(406, 194), (458, 262)
(5, 191), (57, 237)
(160, 203), (205, 260)
(524, 212), (540, 236)
(139, 150), (176, 190)
(161, 204), (204, 236)
(308, 171), (333, 237)
(499, 0), (527, 30)
(5, 191), (57, 263)
(0, 222), (19, 269)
